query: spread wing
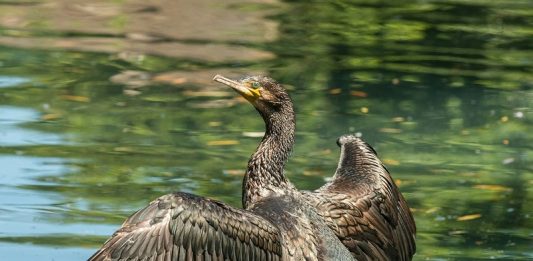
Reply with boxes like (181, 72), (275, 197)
(89, 192), (282, 261)
(304, 135), (416, 261)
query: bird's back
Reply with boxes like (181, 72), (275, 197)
(250, 190), (354, 261)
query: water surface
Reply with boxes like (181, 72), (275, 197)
(0, 0), (531, 260)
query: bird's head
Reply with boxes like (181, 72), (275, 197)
(213, 75), (292, 119)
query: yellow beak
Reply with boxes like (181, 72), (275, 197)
(213, 75), (260, 102)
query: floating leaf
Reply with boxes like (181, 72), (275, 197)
(123, 89), (141, 96)
(242, 132), (264, 138)
(394, 179), (402, 186)
(350, 90), (368, 97)
(208, 121), (222, 127)
(319, 149), (331, 155)
(60, 95), (90, 102)
(207, 140), (239, 146)
(502, 158), (515, 165)
(473, 184), (511, 192)
(130, 127), (155, 136)
(383, 159), (400, 166)
(113, 147), (133, 152)
(392, 78), (400, 85)
(329, 88), (341, 94)
(457, 213), (482, 221)
(425, 207), (440, 214)
(142, 96), (181, 102)
(449, 230), (467, 235)
(223, 169), (243, 176)
(153, 74), (187, 85)
(379, 128), (402, 134)
(303, 169), (324, 176)
(392, 117), (405, 122)
(41, 113), (61, 121)
(126, 32), (163, 42)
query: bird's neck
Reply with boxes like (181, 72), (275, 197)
(243, 107), (295, 208)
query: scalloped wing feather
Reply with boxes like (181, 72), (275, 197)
(304, 136), (416, 261)
(89, 192), (282, 261)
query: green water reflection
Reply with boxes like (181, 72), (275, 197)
(0, 0), (531, 260)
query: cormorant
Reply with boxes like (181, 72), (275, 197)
(88, 75), (416, 261)
(88, 75), (354, 260)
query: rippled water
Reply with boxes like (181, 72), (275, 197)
(0, 0), (531, 260)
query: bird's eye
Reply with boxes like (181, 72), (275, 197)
(251, 82), (261, 89)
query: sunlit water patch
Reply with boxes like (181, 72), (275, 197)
(0, 156), (115, 260)
(0, 106), (64, 146)
(0, 76), (30, 88)
(0, 244), (91, 261)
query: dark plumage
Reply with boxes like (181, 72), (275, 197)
(89, 75), (416, 261)
(303, 135), (416, 260)
(90, 193), (283, 260)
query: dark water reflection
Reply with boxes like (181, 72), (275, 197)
(0, 0), (531, 260)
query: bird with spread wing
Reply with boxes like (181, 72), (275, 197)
(89, 75), (415, 261)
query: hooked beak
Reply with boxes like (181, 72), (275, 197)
(213, 75), (260, 102)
